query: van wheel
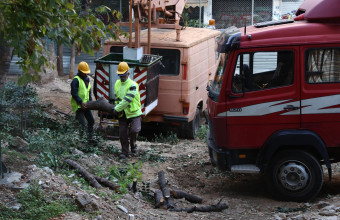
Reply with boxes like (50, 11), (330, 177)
(183, 108), (201, 139)
(266, 150), (323, 202)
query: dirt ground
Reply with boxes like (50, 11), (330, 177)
(3, 75), (340, 220)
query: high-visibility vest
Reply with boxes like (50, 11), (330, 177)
(70, 76), (91, 113)
(114, 78), (142, 119)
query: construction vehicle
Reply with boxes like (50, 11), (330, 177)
(94, 0), (221, 139)
(206, 0), (340, 201)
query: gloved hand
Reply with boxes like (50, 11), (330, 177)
(81, 102), (87, 109)
(112, 108), (119, 117)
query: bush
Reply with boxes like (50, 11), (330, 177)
(0, 181), (77, 220)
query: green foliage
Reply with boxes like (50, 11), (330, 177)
(0, 0), (125, 85)
(140, 147), (166, 163)
(182, 11), (200, 28)
(26, 123), (88, 170)
(153, 131), (179, 145)
(0, 181), (77, 220)
(108, 162), (142, 194)
(196, 124), (208, 141)
(0, 82), (103, 171)
(105, 144), (120, 155)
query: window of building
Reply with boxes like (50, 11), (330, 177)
(306, 48), (340, 84)
(232, 51), (294, 93)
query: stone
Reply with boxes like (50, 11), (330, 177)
(75, 193), (99, 213)
(319, 209), (336, 216)
(315, 201), (331, 209)
(42, 167), (54, 176)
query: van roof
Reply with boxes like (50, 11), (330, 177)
(239, 20), (340, 49)
(105, 27), (221, 48)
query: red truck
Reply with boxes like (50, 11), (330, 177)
(206, 0), (340, 202)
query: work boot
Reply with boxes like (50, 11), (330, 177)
(119, 154), (127, 159)
(131, 144), (137, 154)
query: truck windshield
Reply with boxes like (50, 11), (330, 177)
(209, 53), (229, 101)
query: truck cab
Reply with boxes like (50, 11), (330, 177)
(206, 0), (340, 201)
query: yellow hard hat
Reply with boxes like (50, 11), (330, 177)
(117, 62), (129, 75)
(78, 61), (90, 74)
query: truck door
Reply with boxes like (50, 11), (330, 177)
(225, 47), (300, 149)
(301, 45), (340, 147)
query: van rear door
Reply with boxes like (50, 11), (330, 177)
(225, 47), (300, 149)
(301, 45), (340, 147)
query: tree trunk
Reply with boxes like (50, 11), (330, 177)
(94, 176), (119, 192)
(0, 44), (13, 87)
(170, 189), (203, 204)
(85, 97), (114, 113)
(57, 42), (64, 77)
(69, 43), (76, 79)
(154, 190), (164, 208)
(169, 202), (228, 213)
(64, 159), (102, 188)
(157, 170), (170, 198)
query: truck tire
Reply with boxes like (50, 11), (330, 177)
(182, 108), (200, 139)
(266, 150), (323, 202)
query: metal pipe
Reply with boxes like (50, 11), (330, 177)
(147, 0), (151, 54)
(199, 0), (202, 28)
(128, 0), (133, 48)
(251, 0), (254, 25)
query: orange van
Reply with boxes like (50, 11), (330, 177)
(99, 27), (221, 138)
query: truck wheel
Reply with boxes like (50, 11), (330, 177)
(267, 150), (324, 202)
(182, 108), (200, 139)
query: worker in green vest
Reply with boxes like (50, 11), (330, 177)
(70, 61), (94, 139)
(113, 62), (142, 159)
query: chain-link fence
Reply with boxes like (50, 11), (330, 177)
(92, 0), (273, 29)
(213, 0), (273, 29)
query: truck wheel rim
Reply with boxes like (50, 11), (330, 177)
(278, 162), (309, 191)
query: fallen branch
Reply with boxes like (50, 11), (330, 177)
(169, 202), (228, 213)
(170, 189), (203, 204)
(157, 170), (170, 198)
(94, 176), (119, 192)
(154, 190), (164, 208)
(131, 178), (138, 193)
(167, 197), (175, 209)
(85, 97), (114, 113)
(64, 159), (102, 188)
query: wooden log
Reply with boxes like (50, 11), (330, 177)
(169, 202), (228, 213)
(154, 190), (164, 208)
(170, 189), (203, 204)
(131, 178), (137, 193)
(157, 170), (170, 198)
(167, 197), (175, 209)
(64, 159), (102, 188)
(84, 97), (114, 113)
(160, 198), (168, 210)
(94, 176), (119, 192)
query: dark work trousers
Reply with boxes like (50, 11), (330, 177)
(75, 109), (94, 138)
(119, 115), (141, 156)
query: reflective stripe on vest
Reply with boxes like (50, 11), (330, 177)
(114, 78), (142, 119)
(70, 76), (91, 113)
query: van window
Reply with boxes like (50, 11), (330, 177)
(232, 51), (294, 93)
(110, 46), (123, 53)
(151, 48), (180, 76)
(306, 48), (340, 83)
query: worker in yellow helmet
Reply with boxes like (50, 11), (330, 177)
(113, 62), (142, 159)
(70, 61), (95, 139)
